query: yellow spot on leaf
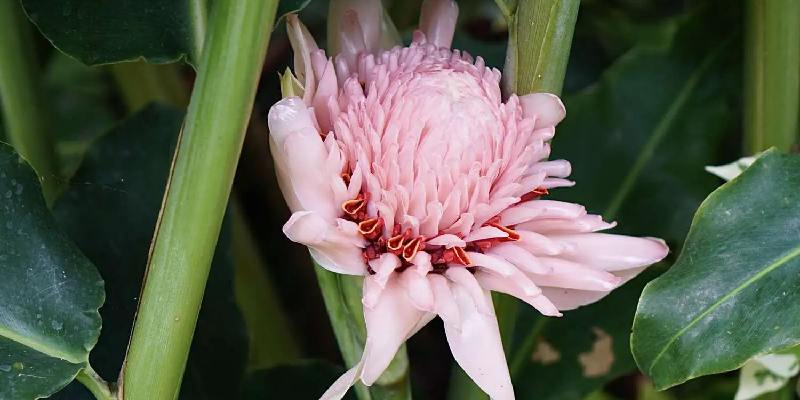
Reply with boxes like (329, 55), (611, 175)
(531, 339), (561, 365)
(578, 327), (614, 377)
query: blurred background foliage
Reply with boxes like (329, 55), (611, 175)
(1, 0), (794, 399)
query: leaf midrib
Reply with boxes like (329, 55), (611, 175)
(603, 41), (728, 220)
(646, 244), (800, 375)
(0, 324), (84, 364)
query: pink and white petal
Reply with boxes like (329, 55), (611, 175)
(399, 269), (435, 312)
(443, 282), (515, 400)
(419, 0), (459, 49)
(445, 268), (493, 315)
(476, 271), (560, 316)
(467, 252), (540, 296)
(361, 276), (428, 385)
(516, 230), (566, 256)
(518, 215), (616, 234)
(429, 274), (461, 326)
(531, 257), (621, 291)
(283, 211), (366, 275)
(328, 0), (384, 55)
(553, 233), (668, 271)
(519, 92), (566, 129)
(285, 15), (318, 102)
(464, 226), (508, 242)
(320, 358), (364, 400)
(338, 10), (368, 69)
(487, 243), (551, 274)
(268, 97), (341, 218)
(370, 253), (401, 288)
(427, 233), (466, 248)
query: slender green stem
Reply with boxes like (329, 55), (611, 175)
(503, 0), (579, 96)
(110, 61), (189, 111)
(315, 266), (412, 400)
(122, 1), (278, 399)
(232, 201), (301, 370)
(76, 365), (116, 400)
(743, 0), (800, 153)
(0, 0), (61, 204)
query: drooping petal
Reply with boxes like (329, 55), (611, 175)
(268, 97), (343, 219)
(519, 92), (566, 129)
(476, 271), (560, 316)
(441, 281), (515, 400)
(360, 275), (430, 385)
(419, 0), (459, 49)
(283, 211), (366, 275)
(530, 257), (621, 291)
(553, 233), (668, 271)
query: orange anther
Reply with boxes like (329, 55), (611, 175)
(520, 187), (549, 202)
(489, 222), (520, 241)
(342, 196), (366, 217)
(386, 234), (405, 254)
(358, 217), (384, 240)
(443, 247), (471, 266)
(402, 237), (424, 262)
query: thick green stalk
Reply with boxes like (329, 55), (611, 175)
(503, 0), (580, 96)
(450, 1), (579, 398)
(110, 61), (189, 111)
(743, 0), (800, 153)
(121, 1), (278, 399)
(0, 1), (60, 203)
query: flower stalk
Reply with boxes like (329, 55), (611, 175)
(743, 0), (800, 153)
(121, 1), (278, 398)
(0, 0), (61, 204)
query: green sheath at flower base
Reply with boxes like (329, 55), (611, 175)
(122, 1), (278, 399)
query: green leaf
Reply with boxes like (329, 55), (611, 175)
(21, 0), (208, 66)
(509, 2), (741, 397)
(0, 143), (104, 399)
(52, 104), (247, 398)
(511, 271), (658, 399)
(631, 150), (800, 389)
(242, 360), (357, 400)
(552, 0), (740, 245)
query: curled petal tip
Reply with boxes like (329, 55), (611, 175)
(520, 92), (567, 129)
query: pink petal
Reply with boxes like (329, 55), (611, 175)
(399, 269), (435, 312)
(328, 0), (384, 54)
(283, 211), (366, 275)
(519, 92), (566, 129)
(320, 358), (364, 400)
(476, 271), (561, 316)
(428, 233), (466, 248)
(361, 276), (429, 385)
(442, 281), (515, 399)
(464, 225), (508, 242)
(487, 243), (550, 274)
(445, 268), (493, 315)
(531, 257), (621, 291)
(554, 233), (668, 271)
(285, 15), (318, 102)
(369, 253), (401, 288)
(419, 0), (459, 49)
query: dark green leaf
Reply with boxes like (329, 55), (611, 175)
(242, 360), (356, 400)
(21, 0), (207, 66)
(511, 271), (658, 399)
(0, 143), (104, 399)
(52, 104), (247, 399)
(631, 150), (800, 389)
(510, 2), (741, 398)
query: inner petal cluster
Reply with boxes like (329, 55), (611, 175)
(327, 39), (570, 276)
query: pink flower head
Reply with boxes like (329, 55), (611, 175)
(268, 1), (668, 399)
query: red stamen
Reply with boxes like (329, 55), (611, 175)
(489, 222), (520, 241)
(358, 217), (384, 240)
(520, 186), (549, 202)
(386, 234), (405, 254)
(341, 172), (351, 186)
(402, 237), (424, 261)
(342, 195), (366, 217)
(442, 247), (471, 266)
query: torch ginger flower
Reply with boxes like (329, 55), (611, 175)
(268, 1), (668, 399)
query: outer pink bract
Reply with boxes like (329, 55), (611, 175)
(268, 2), (668, 399)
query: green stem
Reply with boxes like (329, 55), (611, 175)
(315, 266), (412, 400)
(504, 0), (580, 96)
(0, 0), (61, 204)
(743, 0), (800, 153)
(232, 201), (301, 370)
(110, 61), (189, 111)
(76, 365), (116, 400)
(121, 1), (278, 399)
